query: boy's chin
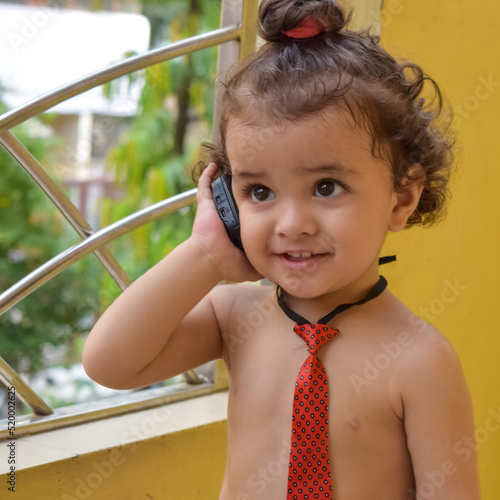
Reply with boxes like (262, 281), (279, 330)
(276, 281), (328, 300)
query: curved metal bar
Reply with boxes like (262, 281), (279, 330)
(0, 130), (132, 290)
(0, 187), (200, 413)
(0, 189), (197, 316)
(0, 25), (241, 134)
(0, 4), (251, 419)
(0, 357), (53, 416)
(0, 131), (93, 237)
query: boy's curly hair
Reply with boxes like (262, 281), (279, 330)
(195, 0), (454, 227)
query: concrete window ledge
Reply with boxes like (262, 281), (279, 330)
(0, 391), (229, 499)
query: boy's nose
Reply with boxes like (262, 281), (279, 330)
(275, 201), (318, 239)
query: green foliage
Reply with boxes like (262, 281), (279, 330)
(0, 0), (221, 381)
(0, 109), (102, 373)
(101, 0), (220, 278)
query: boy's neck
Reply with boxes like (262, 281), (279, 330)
(278, 272), (384, 324)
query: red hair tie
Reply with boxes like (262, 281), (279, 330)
(282, 16), (327, 39)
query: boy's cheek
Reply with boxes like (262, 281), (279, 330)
(240, 213), (267, 239)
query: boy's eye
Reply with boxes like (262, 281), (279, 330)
(251, 185), (275, 202)
(314, 180), (344, 198)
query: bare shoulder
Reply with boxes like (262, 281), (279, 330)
(355, 290), (467, 411)
(378, 294), (480, 498)
(396, 296), (459, 368)
(209, 282), (276, 330)
(376, 291), (463, 379)
(374, 292), (472, 424)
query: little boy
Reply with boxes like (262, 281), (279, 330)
(83, 1), (480, 498)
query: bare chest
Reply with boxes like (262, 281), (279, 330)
(221, 313), (413, 499)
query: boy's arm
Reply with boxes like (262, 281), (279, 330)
(83, 163), (261, 389)
(401, 330), (480, 499)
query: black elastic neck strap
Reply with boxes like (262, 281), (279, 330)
(378, 255), (396, 265)
(276, 276), (388, 326)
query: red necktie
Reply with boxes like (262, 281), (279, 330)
(277, 276), (388, 499)
(288, 323), (338, 498)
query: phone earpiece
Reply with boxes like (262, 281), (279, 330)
(211, 174), (244, 251)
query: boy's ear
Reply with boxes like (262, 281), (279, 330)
(388, 165), (425, 232)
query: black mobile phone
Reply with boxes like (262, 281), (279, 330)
(211, 173), (244, 251)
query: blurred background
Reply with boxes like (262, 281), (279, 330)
(0, 0), (220, 411)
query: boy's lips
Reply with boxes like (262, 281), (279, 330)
(277, 251), (328, 269)
(284, 251), (320, 261)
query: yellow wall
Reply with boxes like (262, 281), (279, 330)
(379, 1), (500, 497)
(1, 421), (227, 499)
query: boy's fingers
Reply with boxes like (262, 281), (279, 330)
(197, 163), (218, 201)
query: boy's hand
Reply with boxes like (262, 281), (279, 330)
(191, 163), (262, 283)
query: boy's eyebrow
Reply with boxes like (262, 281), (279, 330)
(233, 162), (359, 179)
(232, 169), (266, 180)
(300, 163), (360, 177)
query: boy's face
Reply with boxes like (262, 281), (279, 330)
(225, 108), (403, 303)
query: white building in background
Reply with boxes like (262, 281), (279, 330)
(0, 2), (150, 224)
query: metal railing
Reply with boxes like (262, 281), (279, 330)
(0, 0), (259, 438)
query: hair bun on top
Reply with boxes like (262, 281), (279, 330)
(258, 0), (347, 42)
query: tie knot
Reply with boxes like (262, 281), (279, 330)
(294, 323), (339, 354)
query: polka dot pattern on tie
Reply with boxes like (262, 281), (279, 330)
(287, 323), (339, 500)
